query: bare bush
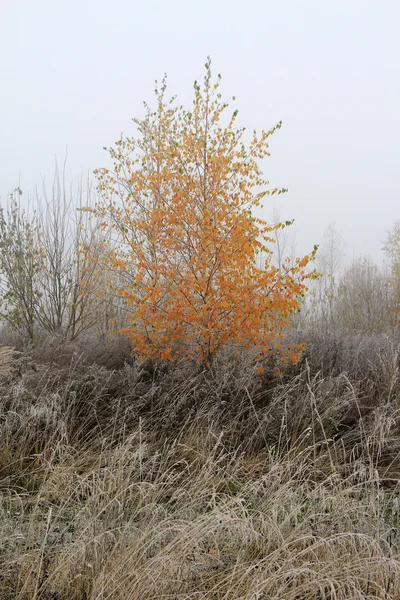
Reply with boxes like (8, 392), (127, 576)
(299, 256), (396, 336)
(0, 167), (126, 343)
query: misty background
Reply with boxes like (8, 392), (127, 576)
(1, 0), (399, 262)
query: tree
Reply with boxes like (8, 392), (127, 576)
(310, 223), (345, 330)
(338, 256), (394, 334)
(0, 170), (114, 342)
(269, 207), (298, 273)
(0, 189), (43, 341)
(296, 223), (396, 335)
(34, 166), (113, 340)
(93, 60), (317, 367)
(383, 221), (400, 322)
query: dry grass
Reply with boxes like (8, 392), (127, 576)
(0, 332), (399, 599)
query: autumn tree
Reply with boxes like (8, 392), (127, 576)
(93, 60), (317, 367)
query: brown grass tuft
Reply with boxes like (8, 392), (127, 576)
(0, 332), (399, 599)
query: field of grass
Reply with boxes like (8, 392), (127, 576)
(0, 331), (399, 599)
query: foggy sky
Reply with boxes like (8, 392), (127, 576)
(1, 0), (399, 262)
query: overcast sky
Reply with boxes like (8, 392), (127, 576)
(1, 0), (399, 262)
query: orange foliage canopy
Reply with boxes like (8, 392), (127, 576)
(93, 61), (317, 367)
